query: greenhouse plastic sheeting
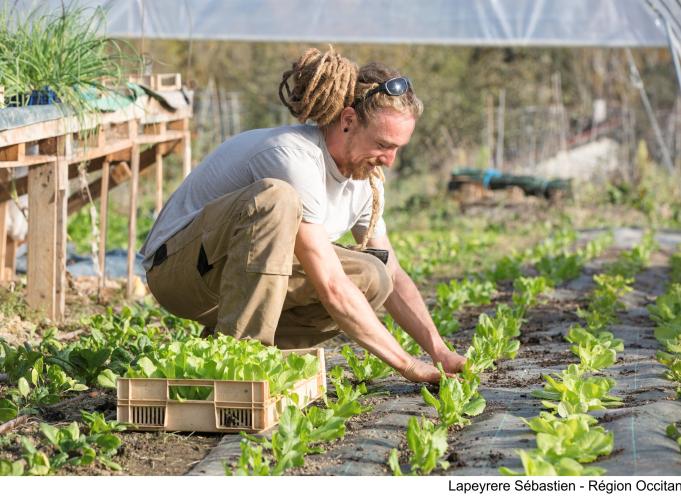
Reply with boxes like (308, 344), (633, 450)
(9, 0), (671, 47)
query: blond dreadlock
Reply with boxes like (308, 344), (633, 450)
(279, 48), (421, 250)
(279, 46), (357, 127)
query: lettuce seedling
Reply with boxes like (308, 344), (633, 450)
(247, 405), (347, 475)
(532, 364), (622, 416)
(512, 276), (551, 313)
(566, 327), (622, 372)
(486, 254), (522, 283)
(226, 439), (274, 476)
(536, 253), (583, 285)
(325, 366), (372, 418)
(0, 458), (25, 476)
(340, 345), (392, 382)
(566, 326), (624, 351)
(656, 351), (681, 390)
(666, 422), (681, 449)
(467, 306), (521, 370)
(388, 416), (449, 475)
(648, 284), (681, 325)
(499, 449), (605, 476)
(525, 412), (613, 463)
(421, 364), (485, 427)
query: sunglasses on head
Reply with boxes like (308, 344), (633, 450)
(362, 76), (412, 101)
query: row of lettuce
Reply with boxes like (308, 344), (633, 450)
(385, 230), (616, 475)
(649, 250), (681, 450)
(500, 232), (656, 476)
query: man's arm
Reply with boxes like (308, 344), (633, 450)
(366, 233), (467, 374)
(295, 222), (446, 383)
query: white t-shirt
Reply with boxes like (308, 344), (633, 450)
(140, 124), (386, 270)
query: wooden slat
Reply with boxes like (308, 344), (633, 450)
(0, 156), (108, 203)
(126, 120), (140, 297)
(155, 145), (163, 216)
(167, 118), (192, 179)
(136, 130), (184, 145)
(0, 143), (25, 162)
(0, 96), (192, 148)
(54, 135), (70, 321)
(68, 139), (133, 164)
(0, 106), (139, 147)
(67, 162), (128, 216)
(0, 155), (57, 168)
(98, 159), (110, 289)
(27, 162), (58, 319)
(65, 141), (179, 215)
(0, 170), (8, 283)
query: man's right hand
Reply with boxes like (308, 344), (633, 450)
(400, 358), (454, 384)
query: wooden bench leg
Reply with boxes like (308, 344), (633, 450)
(27, 161), (61, 320)
(126, 138), (140, 298)
(4, 237), (17, 281)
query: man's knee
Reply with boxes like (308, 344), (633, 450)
(251, 178), (302, 222)
(361, 255), (394, 309)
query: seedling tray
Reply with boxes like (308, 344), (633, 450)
(117, 347), (325, 433)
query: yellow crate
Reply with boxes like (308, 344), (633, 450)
(117, 347), (325, 433)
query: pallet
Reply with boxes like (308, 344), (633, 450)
(117, 348), (326, 433)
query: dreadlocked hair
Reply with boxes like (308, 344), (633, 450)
(353, 62), (423, 124)
(279, 46), (358, 127)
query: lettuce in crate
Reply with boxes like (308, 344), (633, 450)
(125, 335), (319, 400)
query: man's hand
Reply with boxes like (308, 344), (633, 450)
(432, 349), (467, 374)
(400, 358), (455, 384)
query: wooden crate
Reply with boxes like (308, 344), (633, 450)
(117, 348), (326, 433)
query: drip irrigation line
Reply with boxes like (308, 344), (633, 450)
(491, 413), (508, 443)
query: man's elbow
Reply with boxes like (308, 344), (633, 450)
(316, 276), (348, 310)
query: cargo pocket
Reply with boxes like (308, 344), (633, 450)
(147, 236), (219, 323)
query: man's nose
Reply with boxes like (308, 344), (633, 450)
(381, 149), (397, 167)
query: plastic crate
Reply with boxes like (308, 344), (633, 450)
(117, 347), (325, 433)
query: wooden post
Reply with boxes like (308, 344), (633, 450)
(98, 158), (110, 289)
(495, 89), (506, 171)
(155, 144), (163, 216)
(0, 169), (8, 283)
(54, 135), (70, 320)
(127, 121), (140, 297)
(5, 238), (17, 281)
(485, 94), (494, 166)
(182, 118), (191, 178)
(27, 161), (59, 319)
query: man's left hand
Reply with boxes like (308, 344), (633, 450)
(432, 349), (467, 374)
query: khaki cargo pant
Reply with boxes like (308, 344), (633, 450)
(146, 178), (394, 349)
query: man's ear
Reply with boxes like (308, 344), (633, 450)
(340, 106), (357, 130)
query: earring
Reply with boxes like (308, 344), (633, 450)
(343, 127), (349, 133)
